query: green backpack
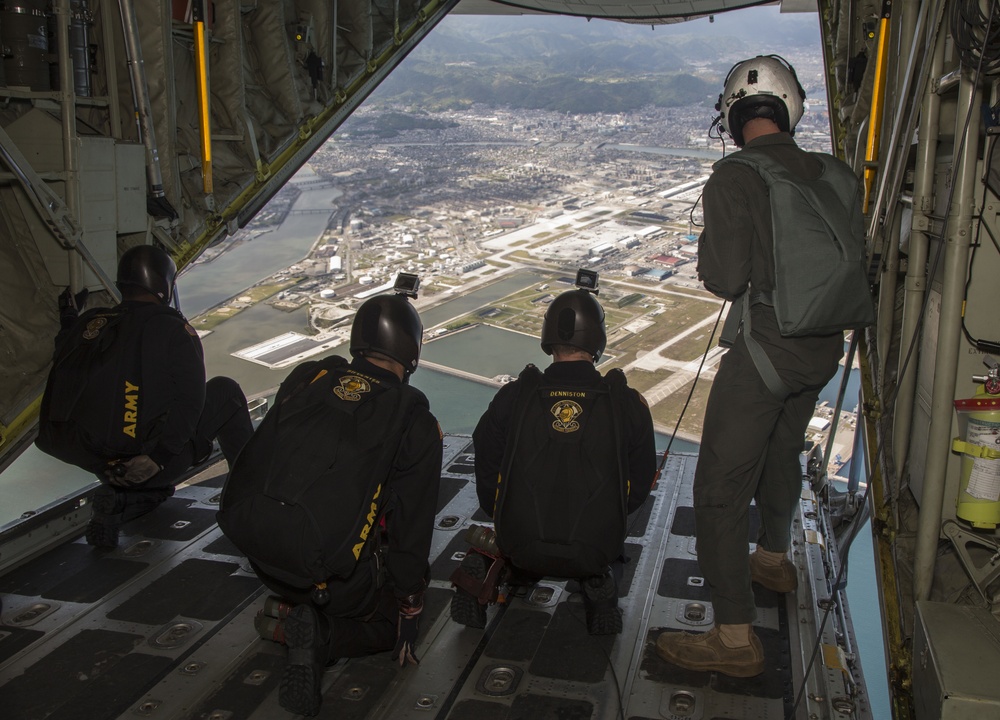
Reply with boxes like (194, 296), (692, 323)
(717, 148), (875, 397)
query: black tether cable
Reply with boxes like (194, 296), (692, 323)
(649, 301), (726, 488)
(788, 5), (994, 716)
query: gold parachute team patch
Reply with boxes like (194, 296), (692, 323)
(82, 317), (107, 340)
(334, 375), (372, 402)
(551, 400), (583, 433)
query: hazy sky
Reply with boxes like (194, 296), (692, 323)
(437, 3), (822, 49)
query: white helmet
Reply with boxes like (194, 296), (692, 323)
(716, 55), (806, 147)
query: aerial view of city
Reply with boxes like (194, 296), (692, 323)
(178, 12), (855, 463)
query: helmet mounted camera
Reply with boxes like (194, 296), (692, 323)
(575, 268), (600, 295)
(393, 271), (421, 299)
(350, 273), (423, 375)
(541, 268), (607, 362)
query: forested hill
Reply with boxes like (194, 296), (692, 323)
(368, 12), (822, 114)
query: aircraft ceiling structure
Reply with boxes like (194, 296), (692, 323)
(0, 0), (463, 467)
(453, 0), (773, 21)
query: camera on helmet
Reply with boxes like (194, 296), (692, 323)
(575, 268), (599, 295)
(393, 272), (420, 299)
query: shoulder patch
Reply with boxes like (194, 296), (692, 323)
(551, 399), (583, 433)
(333, 375), (372, 401)
(184, 323), (198, 337)
(81, 317), (108, 340)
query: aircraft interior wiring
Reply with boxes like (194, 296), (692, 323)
(962, 132), (1000, 353)
(789, 13), (1000, 714)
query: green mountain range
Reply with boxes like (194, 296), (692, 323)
(365, 11), (820, 114)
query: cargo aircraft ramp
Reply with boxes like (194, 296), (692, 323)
(0, 434), (871, 720)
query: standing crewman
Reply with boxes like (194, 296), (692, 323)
(455, 271), (656, 635)
(656, 55), (857, 677)
(36, 245), (254, 549)
(218, 275), (442, 717)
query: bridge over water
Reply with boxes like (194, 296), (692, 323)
(419, 360), (506, 387)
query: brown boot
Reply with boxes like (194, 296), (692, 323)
(749, 548), (797, 593)
(656, 625), (764, 678)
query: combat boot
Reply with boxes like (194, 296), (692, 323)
(280, 604), (332, 716)
(86, 485), (174, 549)
(450, 551), (489, 628)
(581, 571), (622, 635)
(656, 624), (764, 678)
(749, 548), (797, 593)
(86, 485), (128, 549)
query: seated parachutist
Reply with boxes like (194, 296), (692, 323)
(452, 270), (656, 635)
(218, 274), (442, 717)
(36, 245), (254, 549)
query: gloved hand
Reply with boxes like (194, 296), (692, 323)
(393, 592), (423, 667)
(58, 287), (89, 328)
(107, 455), (161, 487)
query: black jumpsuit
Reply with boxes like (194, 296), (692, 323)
(473, 359), (657, 576)
(42, 300), (252, 484)
(253, 356), (443, 658)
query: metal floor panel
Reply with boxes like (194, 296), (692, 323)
(0, 437), (867, 720)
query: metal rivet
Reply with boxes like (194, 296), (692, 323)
(244, 670), (269, 685)
(134, 699), (161, 715)
(342, 685), (368, 701)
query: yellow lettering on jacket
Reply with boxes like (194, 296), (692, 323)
(352, 484), (383, 559)
(123, 381), (139, 438)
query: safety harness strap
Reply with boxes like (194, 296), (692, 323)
(721, 294), (792, 400)
(740, 295), (792, 400)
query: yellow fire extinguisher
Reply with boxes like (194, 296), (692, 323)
(953, 359), (1000, 529)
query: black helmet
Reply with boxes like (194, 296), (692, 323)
(350, 294), (423, 374)
(116, 245), (177, 304)
(540, 289), (607, 361)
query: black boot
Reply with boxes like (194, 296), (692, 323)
(450, 550), (492, 629)
(280, 604), (332, 716)
(86, 485), (174, 549)
(581, 570), (622, 635)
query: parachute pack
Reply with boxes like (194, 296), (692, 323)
(492, 364), (628, 578)
(36, 304), (179, 473)
(716, 148), (875, 397)
(217, 356), (425, 591)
